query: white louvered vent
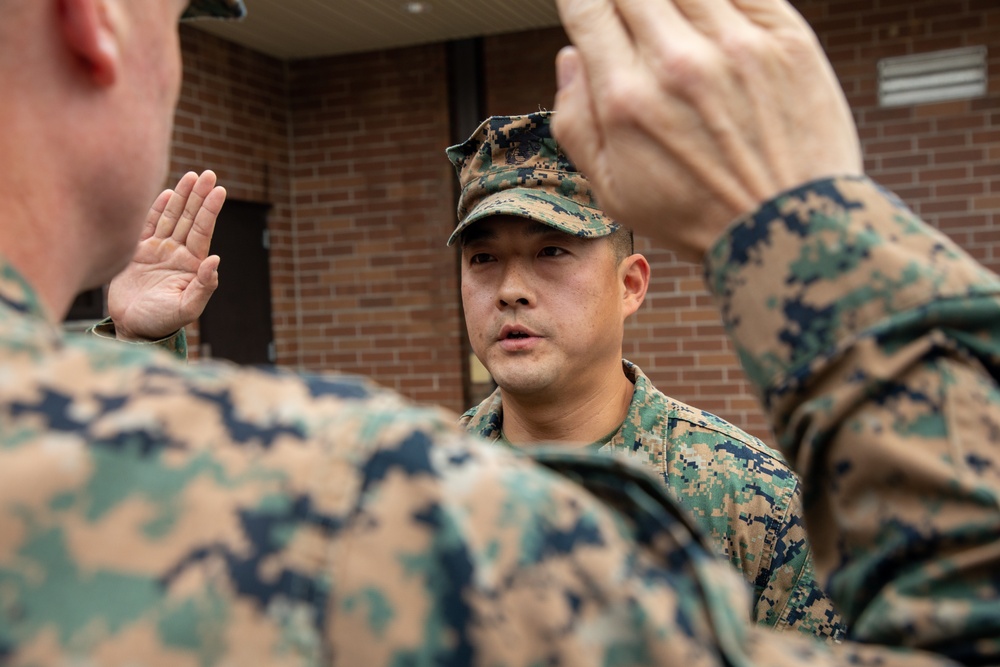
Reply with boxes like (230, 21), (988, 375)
(878, 46), (987, 108)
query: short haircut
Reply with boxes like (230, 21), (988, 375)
(609, 227), (634, 264)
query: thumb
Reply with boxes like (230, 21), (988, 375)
(198, 255), (221, 291)
(182, 255), (221, 318)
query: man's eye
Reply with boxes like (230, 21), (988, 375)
(539, 246), (566, 257)
(468, 253), (494, 265)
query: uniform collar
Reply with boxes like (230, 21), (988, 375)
(463, 359), (650, 447)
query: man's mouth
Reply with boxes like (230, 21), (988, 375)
(498, 325), (539, 342)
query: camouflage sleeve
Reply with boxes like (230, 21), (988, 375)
(89, 316), (188, 360)
(759, 478), (845, 640)
(705, 176), (1000, 661)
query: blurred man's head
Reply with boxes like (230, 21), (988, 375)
(0, 0), (243, 318)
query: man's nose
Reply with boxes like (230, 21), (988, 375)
(497, 262), (533, 308)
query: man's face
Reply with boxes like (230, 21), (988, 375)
(460, 216), (628, 399)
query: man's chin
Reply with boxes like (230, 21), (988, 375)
(493, 374), (554, 401)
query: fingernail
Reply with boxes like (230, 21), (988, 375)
(556, 47), (579, 91)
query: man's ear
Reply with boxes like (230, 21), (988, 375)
(621, 253), (650, 318)
(58, 0), (119, 86)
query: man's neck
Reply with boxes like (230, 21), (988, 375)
(499, 361), (635, 447)
(0, 205), (85, 323)
(0, 100), (92, 323)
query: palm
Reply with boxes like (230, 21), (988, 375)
(108, 171), (225, 340)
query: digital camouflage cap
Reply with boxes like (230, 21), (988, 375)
(183, 0), (246, 20)
(446, 111), (619, 246)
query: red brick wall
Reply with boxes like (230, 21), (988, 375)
(174, 31), (465, 412)
(802, 0), (1000, 273)
(173, 27), (294, 359)
(174, 2), (999, 438)
(285, 47), (465, 411)
(483, 27), (566, 116)
(480, 2), (1000, 443)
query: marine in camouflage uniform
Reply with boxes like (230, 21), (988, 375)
(450, 112), (844, 640)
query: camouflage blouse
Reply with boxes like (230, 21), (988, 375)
(461, 362), (846, 640)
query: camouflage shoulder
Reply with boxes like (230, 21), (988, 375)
(626, 360), (785, 461)
(662, 392), (782, 457)
(636, 375), (796, 483)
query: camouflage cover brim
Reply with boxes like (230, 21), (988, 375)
(182, 0), (246, 20)
(447, 187), (618, 246)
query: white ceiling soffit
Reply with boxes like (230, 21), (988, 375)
(192, 0), (563, 60)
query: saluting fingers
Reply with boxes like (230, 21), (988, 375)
(141, 190), (172, 242)
(171, 170), (218, 245)
(186, 184), (226, 261)
(153, 171), (198, 239)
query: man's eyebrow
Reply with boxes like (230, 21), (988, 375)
(460, 224), (496, 247)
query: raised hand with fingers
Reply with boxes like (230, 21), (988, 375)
(108, 170), (225, 341)
(551, 0), (862, 261)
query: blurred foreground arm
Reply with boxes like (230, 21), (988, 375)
(553, 0), (1000, 660)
